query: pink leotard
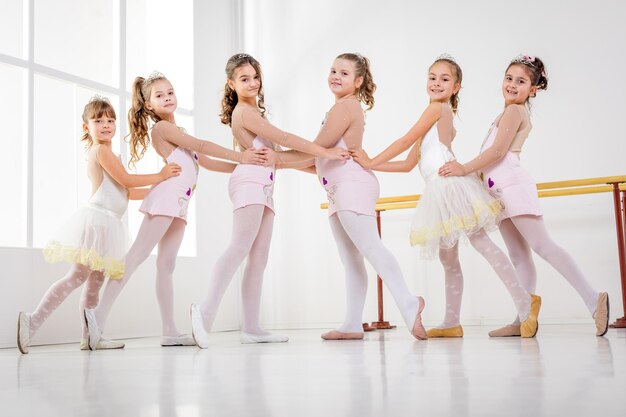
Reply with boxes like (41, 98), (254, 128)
(228, 137), (276, 212)
(140, 147), (199, 223)
(480, 107), (541, 219)
(316, 138), (379, 217)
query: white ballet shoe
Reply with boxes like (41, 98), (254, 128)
(80, 338), (125, 350)
(161, 334), (196, 347)
(83, 308), (102, 351)
(240, 332), (289, 344)
(190, 304), (209, 349)
(17, 312), (31, 354)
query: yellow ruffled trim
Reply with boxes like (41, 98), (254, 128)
(43, 241), (124, 279)
(410, 199), (502, 246)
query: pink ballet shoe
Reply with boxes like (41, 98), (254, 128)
(411, 296), (428, 340)
(321, 330), (364, 340)
(594, 292), (609, 337)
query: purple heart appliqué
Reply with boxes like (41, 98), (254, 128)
(270, 172), (273, 181)
(322, 177), (328, 186)
(186, 187), (191, 196)
(488, 178), (494, 188)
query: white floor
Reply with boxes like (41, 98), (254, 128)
(1, 325), (625, 417)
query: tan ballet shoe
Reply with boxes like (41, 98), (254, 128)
(521, 294), (542, 338)
(488, 324), (521, 337)
(411, 296), (428, 340)
(594, 292), (609, 337)
(321, 330), (364, 340)
(427, 325), (463, 338)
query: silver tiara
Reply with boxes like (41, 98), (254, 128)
(511, 54), (536, 66)
(88, 94), (110, 104)
(143, 71), (165, 85)
(436, 53), (456, 63)
(233, 53), (252, 60)
(354, 53), (366, 63)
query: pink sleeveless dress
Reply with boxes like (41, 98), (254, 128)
(228, 137), (276, 212)
(140, 147), (199, 223)
(316, 138), (379, 217)
(480, 122), (542, 219)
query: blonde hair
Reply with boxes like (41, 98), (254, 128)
(126, 73), (167, 168)
(81, 98), (116, 150)
(336, 53), (376, 111)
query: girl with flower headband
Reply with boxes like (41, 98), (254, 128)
(301, 52), (428, 341)
(17, 96), (181, 353)
(352, 55), (541, 338)
(190, 53), (350, 347)
(84, 72), (268, 350)
(439, 54), (609, 337)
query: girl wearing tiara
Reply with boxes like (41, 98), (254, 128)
(307, 53), (428, 341)
(352, 55), (540, 338)
(17, 96), (181, 353)
(84, 73), (267, 349)
(439, 54), (609, 337)
(190, 53), (349, 347)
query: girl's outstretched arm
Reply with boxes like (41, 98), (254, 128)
(273, 100), (357, 166)
(439, 104), (523, 177)
(352, 140), (421, 173)
(97, 144), (180, 188)
(151, 120), (268, 165)
(356, 103), (439, 169)
(128, 188), (150, 200)
(196, 154), (237, 173)
(238, 107), (348, 160)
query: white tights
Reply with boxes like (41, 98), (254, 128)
(199, 205), (274, 335)
(30, 264), (105, 339)
(329, 211), (420, 333)
(437, 230), (531, 328)
(94, 214), (186, 337)
(499, 215), (598, 323)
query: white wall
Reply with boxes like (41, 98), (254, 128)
(2, 0), (625, 348)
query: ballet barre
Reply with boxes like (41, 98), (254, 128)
(321, 175), (626, 330)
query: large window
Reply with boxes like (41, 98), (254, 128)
(0, 0), (196, 256)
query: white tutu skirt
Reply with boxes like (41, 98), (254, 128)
(43, 204), (129, 279)
(410, 174), (502, 259)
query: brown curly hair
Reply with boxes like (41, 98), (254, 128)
(126, 73), (167, 168)
(431, 57), (463, 114)
(220, 53), (267, 127)
(81, 98), (116, 150)
(335, 53), (376, 111)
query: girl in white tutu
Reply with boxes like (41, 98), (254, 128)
(17, 96), (180, 353)
(351, 55), (540, 338)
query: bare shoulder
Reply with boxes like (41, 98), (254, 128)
(426, 101), (444, 116)
(152, 119), (175, 133)
(506, 104), (527, 117)
(330, 99), (363, 121)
